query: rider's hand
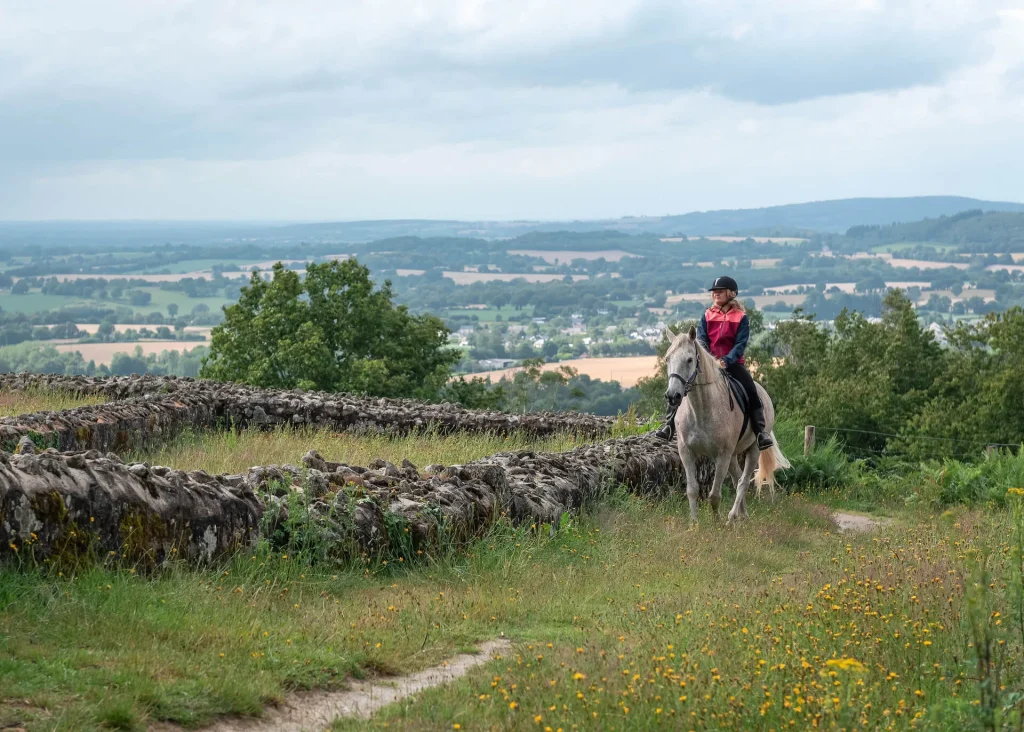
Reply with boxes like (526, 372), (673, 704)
(718, 359), (727, 369)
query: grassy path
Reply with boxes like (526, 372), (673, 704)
(0, 494), (1014, 731)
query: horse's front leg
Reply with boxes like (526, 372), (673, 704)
(728, 445), (759, 523)
(709, 454), (732, 520)
(679, 447), (700, 524)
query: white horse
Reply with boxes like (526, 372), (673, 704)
(664, 326), (790, 523)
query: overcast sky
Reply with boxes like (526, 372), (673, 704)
(1, 0), (1022, 220)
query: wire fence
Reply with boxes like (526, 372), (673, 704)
(810, 424), (1022, 462)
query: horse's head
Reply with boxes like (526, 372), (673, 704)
(664, 325), (701, 403)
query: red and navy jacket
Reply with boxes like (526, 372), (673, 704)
(696, 306), (749, 366)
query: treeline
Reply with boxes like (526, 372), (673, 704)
(753, 291), (1024, 460)
(0, 343), (208, 378)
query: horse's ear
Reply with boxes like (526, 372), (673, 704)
(662, 324), (676, 342)
(688, 325), (697, 340)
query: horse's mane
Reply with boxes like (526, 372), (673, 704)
(667, 333), (724, 373)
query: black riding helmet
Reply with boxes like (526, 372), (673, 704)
(708, 275), (739, 292)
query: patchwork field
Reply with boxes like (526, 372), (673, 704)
(471, 356), (659, 388)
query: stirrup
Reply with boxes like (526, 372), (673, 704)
(756, 431), (774, 450)
(654, 424), (675, 441)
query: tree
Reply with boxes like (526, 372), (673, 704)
(167, 303), (179, 318)
(128, 289), (152, 306)
(200, 260), (459, 398)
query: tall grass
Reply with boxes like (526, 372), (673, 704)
(132, 425), (589, 474)
(0, 388), (106, 419)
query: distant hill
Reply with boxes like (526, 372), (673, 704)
(841, 209), (1024, 252)
(645, 196), (1024, 236)
(275, 196), (1024, 241)
(4, 197), (1023, 248)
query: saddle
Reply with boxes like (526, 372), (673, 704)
(722, 370), (751, 439)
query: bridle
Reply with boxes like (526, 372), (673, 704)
(667, 339), (716, 403)
(668, 341), (704, 401)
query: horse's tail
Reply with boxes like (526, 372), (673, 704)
(755, 432), (790, 499)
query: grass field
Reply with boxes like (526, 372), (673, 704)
(870, 242), (959, 254)
(0, 288), (235, 318)
(2, 491), (1014, 731)
(0, 388), (106, 418)
(133, 426), (589, 475)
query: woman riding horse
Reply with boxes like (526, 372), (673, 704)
(655, 276), (774, 451)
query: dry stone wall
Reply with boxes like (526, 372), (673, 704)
(0, 374), (619, 454)
(0, 440), (261, 567)
(0, 434), (705, 567)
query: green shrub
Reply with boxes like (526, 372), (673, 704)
(920, 448), (1024, 507)
(776, 436), (856, 495)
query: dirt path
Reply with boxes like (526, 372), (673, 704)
(177, 639), (510, 732)
(833, 511), (890, 533)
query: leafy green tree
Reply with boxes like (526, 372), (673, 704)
(201, 260), (459, 398)
(755, 292), (943, 454)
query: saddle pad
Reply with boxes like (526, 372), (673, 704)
(723, 371), (751, 438)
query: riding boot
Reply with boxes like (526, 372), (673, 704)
(655, 400), (679, 441)
(751, 406), (774, 451)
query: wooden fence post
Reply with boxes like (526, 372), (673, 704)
(986, 445), (996, 457)
(804, 425), (815, 457)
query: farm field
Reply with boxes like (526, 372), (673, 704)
(471, 356), (659, 388)
(0, 289), (235, 318)
(1, 490), (1009, 731)
(74, 324), (212, 337)
(53, 341), (207, 364)
(887, 258), (969, 271)
(442, 272), (591, 285)
(751, 293), (808, 308)
(506, 249), (639, 263)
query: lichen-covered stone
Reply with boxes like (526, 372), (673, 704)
(0, 449), (261, 567)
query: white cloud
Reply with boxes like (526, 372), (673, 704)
(0, 0), (1021, 219)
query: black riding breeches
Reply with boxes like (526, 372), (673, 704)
(725, 363), (763, 413)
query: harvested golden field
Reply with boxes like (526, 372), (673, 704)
(53, 341), (206, 364)
(917, 288), (996, 304)
(75, 323), (212, 337)
(506, 249), (639, 264)
(469, 355), (659, 388)
(665, 293), (707, 305)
